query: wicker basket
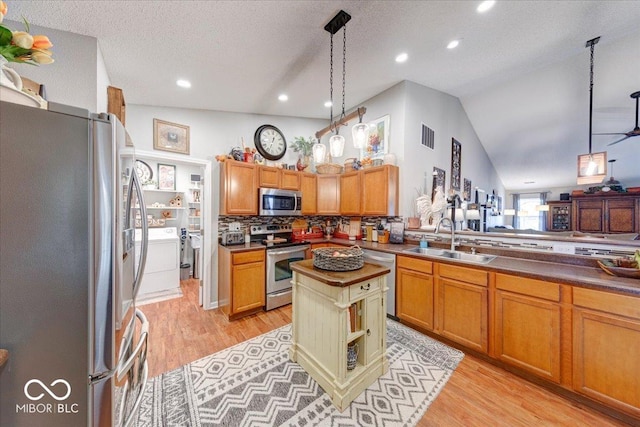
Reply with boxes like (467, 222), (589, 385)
(316, 163), (343, 174)
(313, 245), (364, 271)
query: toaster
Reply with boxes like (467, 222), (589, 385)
(221, 231), (245, 246)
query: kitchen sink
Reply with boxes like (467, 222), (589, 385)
(403, 247), (496, 264)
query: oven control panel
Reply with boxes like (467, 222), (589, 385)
(250, 224), (292, 235)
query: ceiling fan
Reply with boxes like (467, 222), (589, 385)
(594, 90), (640, 146)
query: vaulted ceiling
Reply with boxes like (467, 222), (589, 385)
(7, 1), (640, 190)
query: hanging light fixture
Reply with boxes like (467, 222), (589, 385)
(577, 37), (607, 185)
(315, 10), (367, 152)
(351, 107), (369, 149)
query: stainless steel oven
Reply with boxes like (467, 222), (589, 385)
(259, 188), (302, 216)
(265, 245), (309, 310)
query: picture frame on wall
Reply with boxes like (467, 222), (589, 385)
(157, 163), (176, 190)
(451, 138), (462, 190)
(463, 178), (472, 201)
(360, 115), (390, 160)
(432, 167), (446, 200)
(153, 118), (190, 155)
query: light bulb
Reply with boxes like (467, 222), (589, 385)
(329, 134), (345, 158)
(351, 122), (369, 149)
(586, 157), (598, 175)
(313, 143), (327, 164)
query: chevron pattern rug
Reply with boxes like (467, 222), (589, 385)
(133, 319), (464, 426)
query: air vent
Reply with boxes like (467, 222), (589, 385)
(421, 124), (434, 149)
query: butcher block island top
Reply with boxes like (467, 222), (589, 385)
(289, 260), (390, 412)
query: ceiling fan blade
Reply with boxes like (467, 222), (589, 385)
(593, 132), (627, 135)
(607, 135), (631, 146)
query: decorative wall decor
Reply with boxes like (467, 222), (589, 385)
(451, 138), (462, 190)
(432, 167), (446, 200)
(463, 178), (472, 201)
(153, 118), (190, 155)
(361, 115), (390, 160)
(157, 163), (176, 190)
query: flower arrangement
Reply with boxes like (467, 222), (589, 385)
(290, 136), (317, 156)
(0, 1), (54, 65)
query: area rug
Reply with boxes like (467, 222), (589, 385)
(133, 319), (464, 426)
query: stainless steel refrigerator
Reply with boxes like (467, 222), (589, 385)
(0, 100), (150, 426)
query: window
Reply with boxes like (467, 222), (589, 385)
(513, 193), (547, 231)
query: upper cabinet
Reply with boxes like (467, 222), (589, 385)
(220, 161), (258, 215)
(300, 173), (317, 215)
(316, 174), (341, 215)
(258, 166), (281, 188)
(572, 193), (639, 234)
(340, 170), (361, 216)
(281, 169), (301, 191)
(361, 165), (399, 216)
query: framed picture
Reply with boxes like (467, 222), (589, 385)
(432, 167), (446, 200)
(361, 115), (390, 160)
(451, 138), (462, 190)
(157, 163), (176, 190)
(153, 118), (190, 155)
(463, 178), (472, 201)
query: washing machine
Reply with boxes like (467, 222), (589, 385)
(135, 227), (180, 298)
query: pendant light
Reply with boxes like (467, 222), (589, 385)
(351, 107), (369, 149)
(577, 37), (607, 185)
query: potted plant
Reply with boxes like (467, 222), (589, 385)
(290, 136), (317, 170)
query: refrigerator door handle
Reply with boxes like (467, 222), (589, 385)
(116, 309), (149, 383)
(128, 171), (148, 297)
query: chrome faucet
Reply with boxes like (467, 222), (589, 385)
(435, 217), (457, 251)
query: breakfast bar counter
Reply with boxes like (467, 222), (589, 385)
(289, 260), (390, 412)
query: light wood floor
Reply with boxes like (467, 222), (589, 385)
(140, 279), (632, 426)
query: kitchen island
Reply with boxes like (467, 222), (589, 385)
(289, 259), (390, 412)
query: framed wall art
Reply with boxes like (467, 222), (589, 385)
(463, 178), (472, 201)
(451, 138), (462, 190)
(361, 114), (390, 160)
(432, 167), (446, 200)
(153, 118), (190, 155)
(157, 163), (176, 190)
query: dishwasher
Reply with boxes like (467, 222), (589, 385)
(361, 249), (397, 319)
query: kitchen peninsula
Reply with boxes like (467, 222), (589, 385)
(289, 260), (389, 412)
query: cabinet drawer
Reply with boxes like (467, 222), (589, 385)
(232, 249), (265, 265)
(397, 255), (433, 274)
(573, 287), (640, 319)
(349, 279), (380, 301)
(438, 263), (488, 286)
(496, 274), (560, 302)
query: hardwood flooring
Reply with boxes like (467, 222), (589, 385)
(140, 279), (633, 426)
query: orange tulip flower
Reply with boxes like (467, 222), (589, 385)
(32, 35), (53, 50)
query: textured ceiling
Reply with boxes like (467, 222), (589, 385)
(6, 1), (640, 190)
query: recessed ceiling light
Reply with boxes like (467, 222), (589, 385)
(278, 94), (288, 102)
(176, 79), (191, 88)
(395, 52), (408, 63)
(447, 40), (459, 49)
(477, 0), (495, 13)
(324, 101), (332, 108)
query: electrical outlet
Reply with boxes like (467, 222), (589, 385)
(552, 244), (575, 254)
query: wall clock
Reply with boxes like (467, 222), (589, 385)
(254, 124), (287, 160)
(135, 160), (153, 182)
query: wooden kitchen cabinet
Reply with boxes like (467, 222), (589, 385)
(220, 161), (258, 215)
(340, 170), (361, 215)
(494, 274), (562, 383)
(218, 247), (265, 320)
(300, 172), (316, 215)
(573, 287), (640, 418)
(258, 165), (281, 188)
(396, 256), (434, 331)
(436, 263), (489, 353)
(572, 193), (639, 234)
(281, 169), (301, 190)
(361, 165), (399, 216)
(107, 86), (126, 126)
(316, 174), (340, 215)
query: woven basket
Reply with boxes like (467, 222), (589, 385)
(316, 163), (343, 174)
(313, 245), (364, 271)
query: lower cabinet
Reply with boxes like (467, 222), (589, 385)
(494, 274), (562, 383)
(218, 247), (265, 320)
(396, 256), (434, 331)
(436, 263), (489, 353)
(573, 287), (640, 417)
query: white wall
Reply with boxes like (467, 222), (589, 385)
(5, 19), (100, 112)
(96, 43), (110, 114)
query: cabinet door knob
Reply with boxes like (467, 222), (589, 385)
(367, 329), (371, 336)
(361, 283), (371, 291)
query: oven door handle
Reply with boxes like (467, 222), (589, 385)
(268, 247), (309, 256)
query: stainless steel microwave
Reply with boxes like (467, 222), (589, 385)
(259, 188), (302, 216)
